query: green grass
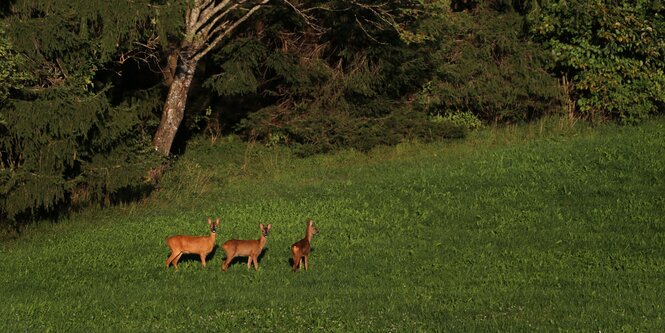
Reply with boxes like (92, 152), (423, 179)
(2, 116), (665, 331)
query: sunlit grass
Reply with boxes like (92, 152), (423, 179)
(2, 116), (664, 331)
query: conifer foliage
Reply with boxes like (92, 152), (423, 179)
(0, 0), (662, 229)
(0, 1), (162, 228)
(413, 2), (563, 122)
(202, 0), (562, 154)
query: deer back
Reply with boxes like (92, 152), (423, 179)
(167, 233), (215, 253)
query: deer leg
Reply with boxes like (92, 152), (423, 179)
(165, 251), (178, 267)
(252, 256), (259, 271)
(291, 247), (301, 272)
(200, 253), (207, 268)
(292, 255), (299, 272)
(172, 253), (184, 270)
(222, 254), (233, 272)
(304, 255), (309, 271)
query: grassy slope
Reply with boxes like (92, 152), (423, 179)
(2, 117), (664, 331)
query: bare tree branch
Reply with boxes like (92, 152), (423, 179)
(280, 0), (327, 32)
(193, 0), (234, 34)
(192, 0), (269, 63)
(196, 4), (239, 39)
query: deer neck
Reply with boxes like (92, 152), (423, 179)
(209, 232), (217, 246)
(305, 228), (314, 242)
(258, 235), (267, 249)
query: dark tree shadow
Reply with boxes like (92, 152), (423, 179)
(0, 0), (15, 15)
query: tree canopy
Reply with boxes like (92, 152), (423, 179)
(1, 0), (663, 229)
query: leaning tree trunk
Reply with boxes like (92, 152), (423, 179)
(153, 58), (196, 156)
(151, 0), (270, 156)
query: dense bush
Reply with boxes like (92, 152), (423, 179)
(241, 105), (465, 156)
(528, 0), (665, 123)
(199, 1), (562, 155)
(413, 3), (564, 123)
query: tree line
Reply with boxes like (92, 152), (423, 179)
(1, 0), (663, 230)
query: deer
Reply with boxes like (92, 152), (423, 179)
(221, 223), (272, 272)
(165, 217), (219, 270)
(291, 218), (319, 272)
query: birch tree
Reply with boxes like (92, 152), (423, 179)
(153, 0), (269, 155)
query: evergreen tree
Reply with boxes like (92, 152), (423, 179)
(413, 1), (563, 122)
(0, 1), (162, 228)
(205, 0), (562, 154)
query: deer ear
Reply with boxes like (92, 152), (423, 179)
(267, 224), (272, 230)
(215, 217), (220, 224)
(259, 223), (264, 229)
(208, 217), (212, 224)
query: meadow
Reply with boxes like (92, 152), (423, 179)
(1, 117), (664, 331)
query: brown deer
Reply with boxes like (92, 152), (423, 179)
(291, 218), (319, 272)
(221, 223), (272, 272)
(165, 217), (219, 270)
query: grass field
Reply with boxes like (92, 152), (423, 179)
(2, 117), (665, 331)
